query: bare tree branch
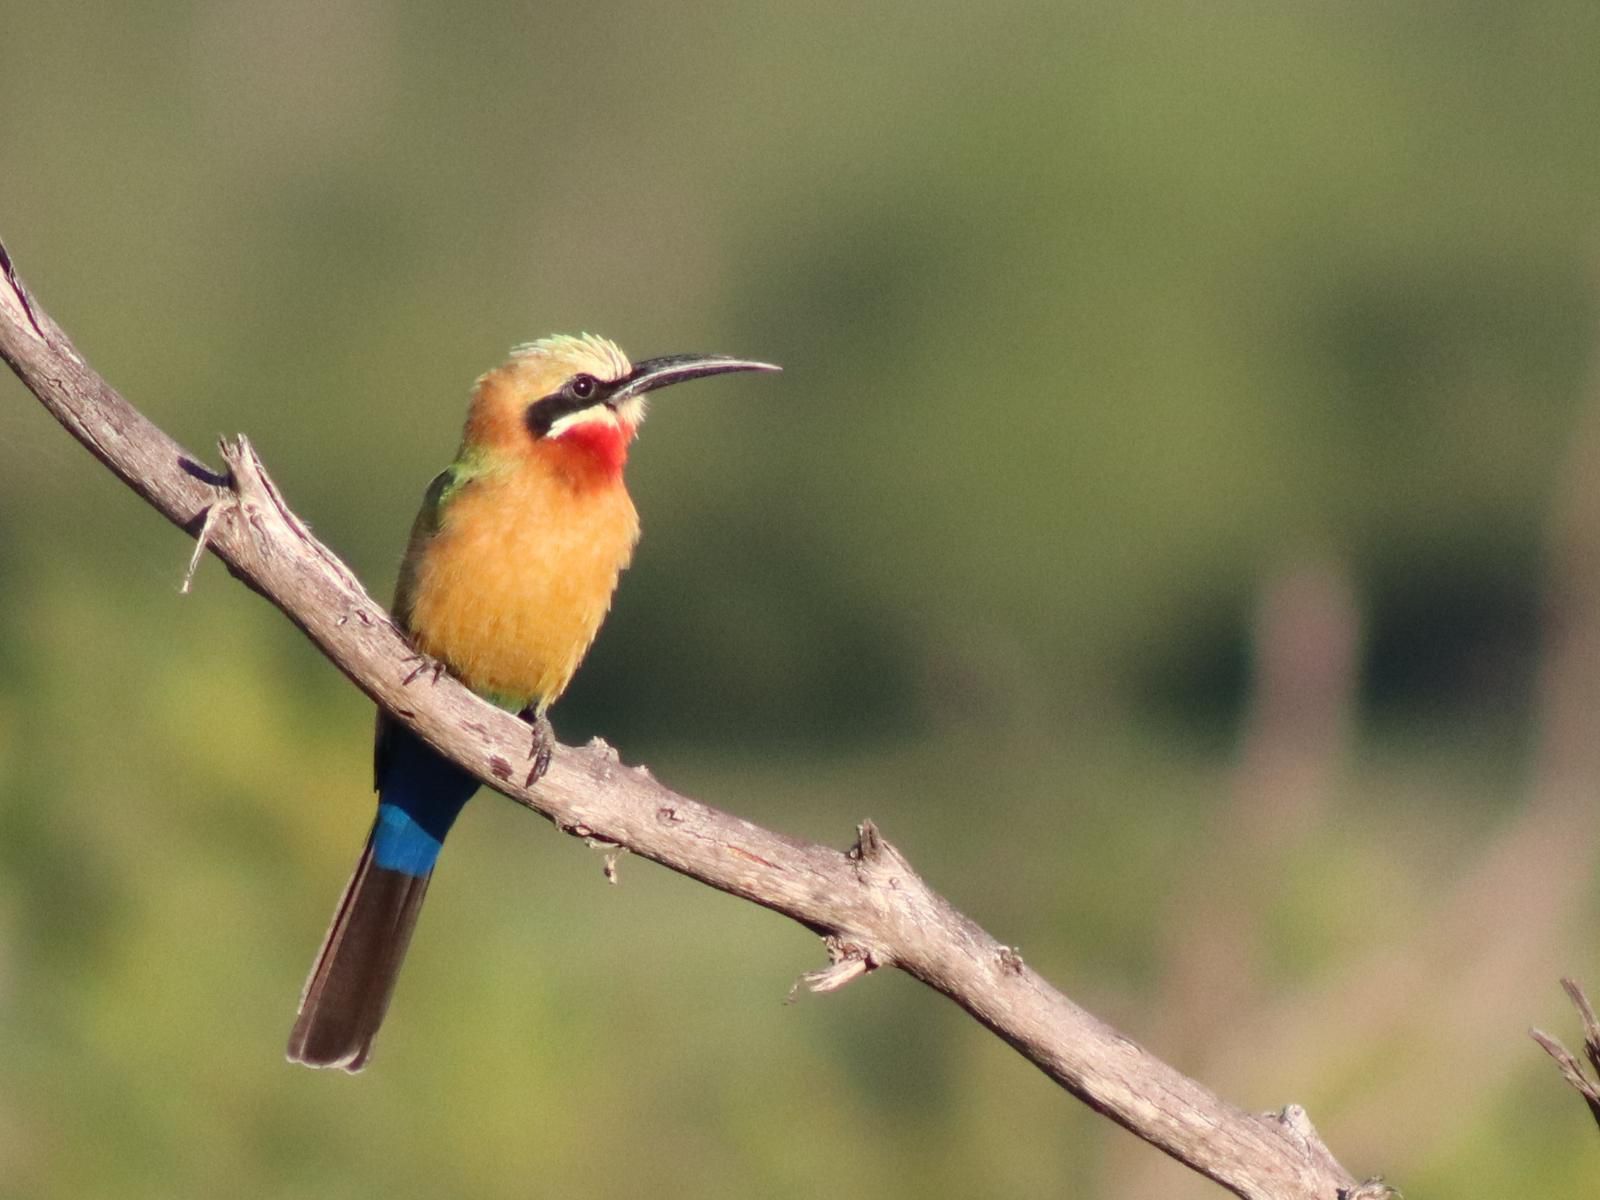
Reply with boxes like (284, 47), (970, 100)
(0, 236), (1381, 1200)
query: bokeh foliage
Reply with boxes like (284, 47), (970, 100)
(4, 2), (1600, 1196)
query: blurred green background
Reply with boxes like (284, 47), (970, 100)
(5, 2), (1600, 1196)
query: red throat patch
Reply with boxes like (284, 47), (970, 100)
(546, 419), (632, 483)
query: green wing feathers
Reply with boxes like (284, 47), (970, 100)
(393, 467), (455, 632)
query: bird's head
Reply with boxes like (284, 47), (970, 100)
(465, 333), (778, 481)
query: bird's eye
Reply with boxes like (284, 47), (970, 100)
(569, 374), (598, 400)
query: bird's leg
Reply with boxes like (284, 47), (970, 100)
(519, 708), (555, 785)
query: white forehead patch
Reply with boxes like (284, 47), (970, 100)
(511, 333), (632, 384)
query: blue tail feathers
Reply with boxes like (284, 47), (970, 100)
(287, 722), (483, 1070)
(372, 723), (480, 876)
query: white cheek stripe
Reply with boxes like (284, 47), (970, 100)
(547, 405), (618, 440)
(547, 397), (646, 440)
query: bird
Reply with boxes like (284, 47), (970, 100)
(287, 333), (779, 1071)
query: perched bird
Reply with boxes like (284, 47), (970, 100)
(287, 334), (778, 1071)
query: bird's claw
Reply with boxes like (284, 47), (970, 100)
(400, 654), (447, 687)
(528, 743), (552, 786)
(521, 712), (556, 786)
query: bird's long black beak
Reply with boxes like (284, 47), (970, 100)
(610, 354), (780, 403)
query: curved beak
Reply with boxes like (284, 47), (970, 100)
(609, 354), (781, 404)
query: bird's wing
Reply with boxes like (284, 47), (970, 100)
(392, 465), (465, 631)
(376, 464), (473, 791)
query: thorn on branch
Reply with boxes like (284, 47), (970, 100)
(847, 820), (912, 889)
(218, 435), (365, 592)
(218, 435), (273, 508)
(1532, 976), (1600, 1131)
(851, 819), (885, 862)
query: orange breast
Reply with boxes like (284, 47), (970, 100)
(404, 462), (640, 711)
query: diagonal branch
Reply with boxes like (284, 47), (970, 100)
(0, 235), (1378, 1200)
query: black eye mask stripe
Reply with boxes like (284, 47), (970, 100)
(523, 355), (779, 440)
(524, 374), (614, 439)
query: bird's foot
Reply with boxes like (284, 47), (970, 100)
(520, 710), (555, 785)
(400, 654), (447, 687)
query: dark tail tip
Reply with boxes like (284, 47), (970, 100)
(287, 844), (433, 1072)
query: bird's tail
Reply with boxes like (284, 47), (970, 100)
(286, 830), (432, 1072)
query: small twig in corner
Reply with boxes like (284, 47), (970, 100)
(1531, 976), (1600, 1131)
